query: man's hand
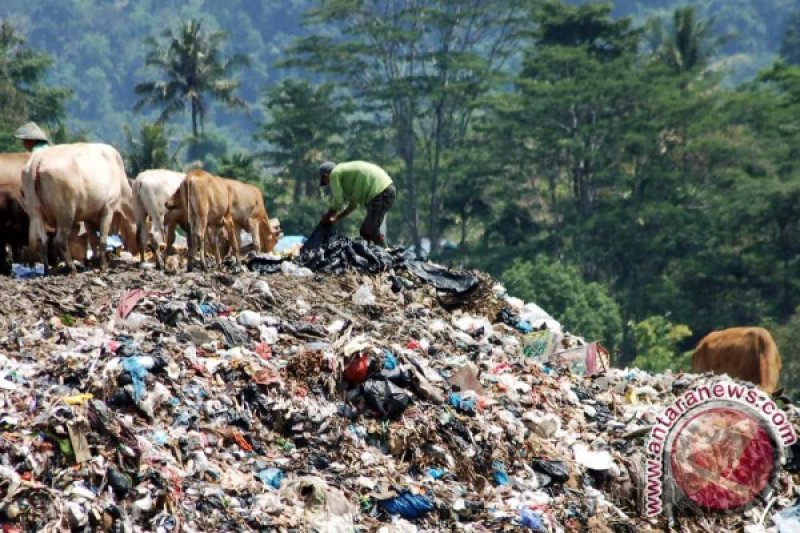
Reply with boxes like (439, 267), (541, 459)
(321, 210), (338, 225)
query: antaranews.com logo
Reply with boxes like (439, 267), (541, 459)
(645, 380), (797, 517)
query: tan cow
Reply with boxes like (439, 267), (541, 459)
(1, 153), (96, 272)
(21, 143), (138, 273)
(691, 327), (782, 394)
(226, 179), (279, 254)
(166, 169), (238, 271)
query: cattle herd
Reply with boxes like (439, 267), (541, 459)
(0, 142), (280, 275)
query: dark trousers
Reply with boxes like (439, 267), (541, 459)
(361, 184), (396, 243)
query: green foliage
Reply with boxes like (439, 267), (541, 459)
(646, 6), (719, 74)
(630, 315), (693, 373)
(0, 20), (69, 150)
(134, 19), (250, 138)
(122, 122), (181, 176)
(765, 308), (800, 395)
(501, 257), (623, 351)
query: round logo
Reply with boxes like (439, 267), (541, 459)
(667, 403), (780, 512)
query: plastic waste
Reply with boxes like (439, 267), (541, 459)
(774, 504), (800, 533)
(405, 261), (479, 294)
(519, 508), (545, 530)
(280, 261), (313, 277)
(428, 468), (446, 480)
(573, 444), (615, 471)
(352, 284), (377, 305)
(448, 392), (477, 414)
(258, 467), (284, 489)
(343, 353), (371, 384)
(359, 378), (410, 419)
(121, 356), (149, 403)
(379, 490), (434, 520)
(532, 459), (569, 482)
(492, 461), (509, 486)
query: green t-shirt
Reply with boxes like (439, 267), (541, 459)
(328, 161), (392, 210)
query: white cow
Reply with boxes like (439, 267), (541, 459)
(21, 143), (137, 273)
(132, 169), (186, 268)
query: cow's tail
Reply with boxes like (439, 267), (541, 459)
(22, 157), (48, 254)
(185, 175), (193, 251)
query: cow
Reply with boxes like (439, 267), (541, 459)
(226, 179), (280, 254)
(21, 143), (138, 274)
(165, 168), (238, 271)
(132, 169), (187, 269)
(0, 153), (33, 274)
(0, 152), (94, 274)
(691, 327), (782, 394)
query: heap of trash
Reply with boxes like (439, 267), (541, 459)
(0, 238), (799, 532)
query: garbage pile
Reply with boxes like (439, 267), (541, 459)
(0, 257), (798, 532)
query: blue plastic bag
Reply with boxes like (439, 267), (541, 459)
(257, 467), (283, 489)
(384, 351), (398, 370)
(379, 490), (434, 520)
(516, 320), (534, 334)
(428, 468), (446, 480)
(122, 357), (148, 403)
(492, 460), (509, 486)
(448, 392), (476, 414)
(520, 508), (545, 530)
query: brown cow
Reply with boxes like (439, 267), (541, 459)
(166, 169), (238, 271)
(691, 327), (782, 394)
(226, 179), (279, 254)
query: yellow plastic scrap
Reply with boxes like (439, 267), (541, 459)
(62, 393), (94, 405)
(624, 387), (638, 405)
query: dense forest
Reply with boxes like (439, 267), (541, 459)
(2, 0), (800, 393)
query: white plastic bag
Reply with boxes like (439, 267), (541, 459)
(352, 284), (376, 305)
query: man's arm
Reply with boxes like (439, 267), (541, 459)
(321, 203), (355, 224)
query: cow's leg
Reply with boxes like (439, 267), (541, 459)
(53, 223), (76, 274)
(186, 227), (195, 273)
(226, 216), (240, 265)
(147, 217), (166, 270)
(248, 219), (261, 254)
(136, 217), (148, 264)
(211, 227), (224, 268)
(197, 223), (208, 271)
(0, 240), (10, 277)
(97, 208), (115, 271)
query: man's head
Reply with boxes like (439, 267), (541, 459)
(319, 161), (336, 186)
(14, 121), (50, 151)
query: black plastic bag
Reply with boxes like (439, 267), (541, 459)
(206, 319), (249, 347)
(405, 261), (479, 294)
(532, 459), (569, 483)
(360, 378), (410, 419)
(247, 256), (283, 274)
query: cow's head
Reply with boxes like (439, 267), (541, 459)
(260, 217), (282, 253)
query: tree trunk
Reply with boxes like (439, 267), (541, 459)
(191, 99), (198, 138)
(428, 101), (445, 257)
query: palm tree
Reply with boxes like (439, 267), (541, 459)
(122, 121), (186, 176)
(134, 19), (249, 138)
(648, 7), (717, 75)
